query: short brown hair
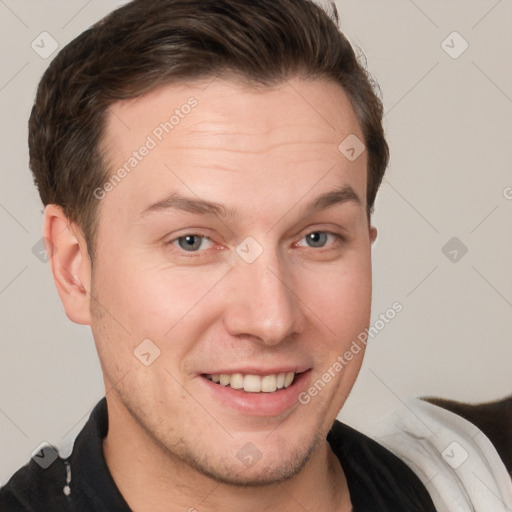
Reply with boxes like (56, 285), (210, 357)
(29, 0), (389, 261)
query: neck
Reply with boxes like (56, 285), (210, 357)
(102, 399), (351, 512)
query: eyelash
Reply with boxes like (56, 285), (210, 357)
(167, 230), (346, 256)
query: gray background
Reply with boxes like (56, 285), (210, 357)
(1, 0), (511, 484)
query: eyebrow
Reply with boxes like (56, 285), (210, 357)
(140, 184), (361, 220)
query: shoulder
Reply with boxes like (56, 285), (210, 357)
(328, 420), (438, 511)
(0, 448), (70, 512)
(423, 394), (512, 475)
(360, 397), (512, 512)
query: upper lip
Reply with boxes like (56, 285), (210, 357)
(200, 366), (311, 376)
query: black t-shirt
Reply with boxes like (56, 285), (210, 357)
(0, 397), (437, 511)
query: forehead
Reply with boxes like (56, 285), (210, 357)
(99, 77), (367, 226)
(105, 76), (362, 145)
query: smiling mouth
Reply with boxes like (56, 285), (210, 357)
(202, 371), (302, 393)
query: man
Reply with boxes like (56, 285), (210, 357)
(0, 0), (507, 510)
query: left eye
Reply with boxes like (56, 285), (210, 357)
(297, 231), (343, 249)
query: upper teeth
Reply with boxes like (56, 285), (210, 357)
(205, 372), (296, 393)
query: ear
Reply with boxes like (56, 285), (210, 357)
(369, 225), (378, 245)
(43, 205), (92, 325)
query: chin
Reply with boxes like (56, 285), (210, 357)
(179, 434), (321, 488)
(194, 454), (313, 488)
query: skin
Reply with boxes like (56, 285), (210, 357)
(45, 76), (377, 512)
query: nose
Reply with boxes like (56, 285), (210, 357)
(223, 247), (305, 346)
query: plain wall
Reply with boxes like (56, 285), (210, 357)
(1, 0), (511, 484)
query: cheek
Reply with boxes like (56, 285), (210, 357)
(92, 253), (194, 328)
(90, 250), (230, 361)
(91, 231), (372, 355)
(300, 252), (373, 338)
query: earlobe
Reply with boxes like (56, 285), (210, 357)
(43, 205), (92, 325)
(369, 225), (378, 245)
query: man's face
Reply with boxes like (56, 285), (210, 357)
(90, 76), (376, 485)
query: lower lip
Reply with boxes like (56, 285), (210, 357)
(199, 371), (311, 417)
